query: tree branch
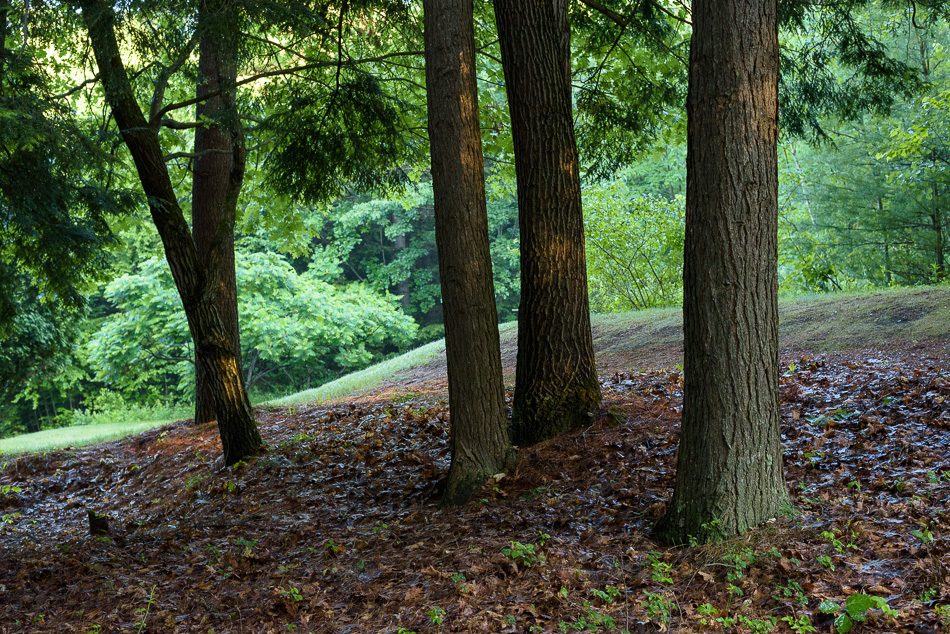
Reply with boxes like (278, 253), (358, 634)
(51, 74), (101, 100)
(164, 148), (231, 163)
(152, 50), (424, 123)
(160, 117), (202, 130)
(149, 32), (200, 130)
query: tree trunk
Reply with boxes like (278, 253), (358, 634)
(880, 199), (892, 286)
(932, 179), (945, 279)
(422, 0), (514, 506)
(393, 228), (412, 313)
(192, 0), (244, 425)
(0, 1), (8, 96)
(654, 0), (789, 544)
(80, 0), (261, 465)
(493, 0), (601, 446)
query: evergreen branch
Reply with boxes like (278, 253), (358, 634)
(151, 51), (424, 124)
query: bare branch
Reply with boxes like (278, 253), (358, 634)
(148, 31), (200, 129)
(577, 0), (625, 26)
(160, 117), (202, 130)
(647, 0), (691, 26)
(51, 74), (101, 100)
(164, 148), (232, 162)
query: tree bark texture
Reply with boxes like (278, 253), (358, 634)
(654, 0), (789, 544)
(423, 0), (514, 506)
(80, 0), (261, 465)
(192, 0), (244, 425)
(493, 0), (601, 446)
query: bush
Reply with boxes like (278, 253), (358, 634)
(583, 184), (684, 312)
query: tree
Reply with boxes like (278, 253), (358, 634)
(0, 1), (129, 333)
(493, 0), (602, 446)
(654, 0), (790, 543)
(85, 249), (418, 403)
(422, 0), (514, 505)
(191, 0), (244, 425)
(78, 0), (262, 465)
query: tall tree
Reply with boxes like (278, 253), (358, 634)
(654, 0), (789, 544)
(423, 0), (514, 505)
(191, 0), (244, 425)
(493, 0), (602, 446)
(78, 0), (262, 465)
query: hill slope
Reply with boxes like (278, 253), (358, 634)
(1, 287), (949, 632)
(277, 286), (950, 405)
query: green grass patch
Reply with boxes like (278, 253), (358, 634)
(266, 339), (448, 406)
(0, 419), (175, 454)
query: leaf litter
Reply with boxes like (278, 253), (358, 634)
(1, 345), (949, 633)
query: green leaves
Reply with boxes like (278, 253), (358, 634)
(583, 186), (684, 312)
(819, 593), (898, 633)
(86, 246), (418, 402)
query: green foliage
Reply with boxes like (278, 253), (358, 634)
(426, 606), (445, 625)
(85, 247), (417, 403)
(0, 22), (132, 331)
(777, 11), (950, 292)
(583, 186), (684, 312)
(818, 593), (897, 633)
(325, 184), (521, 328)
(262, 72), (415, 204)
(501, 541), (544, 567)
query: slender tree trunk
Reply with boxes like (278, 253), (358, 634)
(880, 199), (893, 286)
(654, 0), (789, 544)
(80, 0), (261, 465)
(423, 0), (514, 506)
(393, 228), (412, 312)
(493, 0), (601, 446)
(932, 179), (945, 279)
(192, 0), (244, 424)
(0, 1), (8, 96)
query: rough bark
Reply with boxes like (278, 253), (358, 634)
(654, 0), (789, 544)
(493, 0), (601, 446)
(80, 0), (261, 465)
(192, 0), (244, 425)
(422, 0), (514, 506)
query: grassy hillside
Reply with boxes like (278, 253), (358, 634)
(3, 285), (948, 453)
(286, 285), (950, 402)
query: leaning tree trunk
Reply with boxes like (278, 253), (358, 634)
(80, 0), (261, 465)
(493, 0), (601, 446)
(654, 0), (789, 544)
(423, 0), (514, 506)
(192, 0), (244, 425)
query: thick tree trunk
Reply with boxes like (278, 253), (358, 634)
(493, 0), (601, 446)
(80, 0), (261, 465)
(422, 0), (514, 506)
(192, 0), (244, 425)
(654, 0), (789, 544)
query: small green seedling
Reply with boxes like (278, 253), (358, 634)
(818, 593), (897, 633)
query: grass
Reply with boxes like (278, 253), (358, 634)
(588, 284), (950, 358)
(265, 338), (448, 406)
(0, 419), (174, 454)
(5, 285), (950, 455)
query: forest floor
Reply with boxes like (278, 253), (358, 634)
(2, 289), (950, 633)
